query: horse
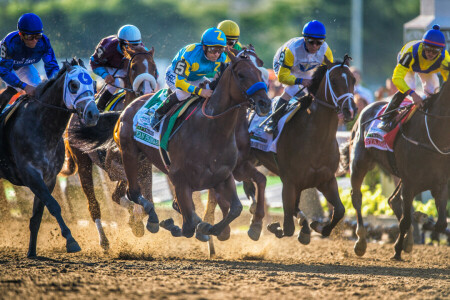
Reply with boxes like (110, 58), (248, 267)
(0, 58), (99, 257)
(60, 46), (158, 250)
(70, 50), (272, 240)
(341, 82), (450, 260)
(237, 56), (357, 245)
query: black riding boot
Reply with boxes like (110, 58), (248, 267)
(150, 92), (179, 130)
(96, 90), (113, 111)
(378, 91), (406, 131)
(264, 98), (288, 134)
(0, 87), (18, 113)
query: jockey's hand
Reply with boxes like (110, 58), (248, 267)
(200, 89), (213, 98)
(24, 85), (36, 96)
(301, 79), (313, 87)
(411, 92), (424, 107)
(104, 75), (114, 85)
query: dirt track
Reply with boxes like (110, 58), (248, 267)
(0, 212), (449, 300)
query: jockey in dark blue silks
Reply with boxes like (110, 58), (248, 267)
(0, 13), (59, 111)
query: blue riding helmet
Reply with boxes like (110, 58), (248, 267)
(302, 20), (326, 39)
(422, 24), (446, 49)
(201, 27), (227, 47)
(17, 13), (44, 34)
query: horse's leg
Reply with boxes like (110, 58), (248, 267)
(296, 192), (311, 245)
(312, 177), (345, 237)
(204, 189), (217, 257)
(172, 181), (196, 238)
(214, 188), (231, 241)
(197, 175), (243, 237)
(121, 138), (159, 233)
(392, 185), (415, 261)
(27, 196), (45, 257)
(76, 151), (109, 251)
(431, 184), (449, 233)
(267, 181), (297, 238)
(243, 180), (257, 214)
(23, 174), (80, 256)
(388, 180), (403, 220)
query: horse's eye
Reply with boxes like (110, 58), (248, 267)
(238, 72), (245, 79)
(69, 80), (80, 93)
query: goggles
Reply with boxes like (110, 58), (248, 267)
(226, 40), (237, 46)
(207, 47), (225, 54)
(306, 38), (324, 46)
(423, 44), (442, 55)
(21, 33), (43, 41)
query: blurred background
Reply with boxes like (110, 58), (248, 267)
(0, 0), (420, 91)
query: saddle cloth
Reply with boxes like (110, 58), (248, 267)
(364, 98), (414, 151)
(249, 98), (301, 153)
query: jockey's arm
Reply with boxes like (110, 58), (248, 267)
(277, 48), (298, 86)
(439, 51), (450, 82)
(174, 59), (202, 96)
(0, 43), (26, 89)
(42, 38), (59, 79)
(392, 51), (414, 94)
(90, 40), (110, 79)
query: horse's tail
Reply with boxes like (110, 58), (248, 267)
(68, 111), (121, 154)
(59, 137), (78, 177)
(336, 121), (359, 176)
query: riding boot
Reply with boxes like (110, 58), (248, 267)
(96, 90), (113, 112)
(264, 98), (288, 134)
(378, 91), (406, 131)
(150, 92), (179, 130)
(0, 87), (18, 113)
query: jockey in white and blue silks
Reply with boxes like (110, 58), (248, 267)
(0, 13), (59, 111)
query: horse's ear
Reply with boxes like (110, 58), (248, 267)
(77, 58), (86, 68)
(248, 44), (255, 51)
(323, 55), (332, 68)
(226, 49), (237, 63)
(343, 54), (352, 66)
(70, 57), (78, 66)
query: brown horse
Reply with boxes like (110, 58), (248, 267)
(113, 50), (271, 239)
(60, 46), (158, 250)
(342, 83), (450, 260)
(237, 56), (357, 244)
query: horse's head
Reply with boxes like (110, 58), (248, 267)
(312, 55), (357, 122)
(232, 45), (269, 84)
(61, 59), (99, 126)
(123, 46), (158, 96)
(227, 49), (271, 116)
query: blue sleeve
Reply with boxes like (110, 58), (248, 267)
(0, 39), (26, 89)
(42, 40), (59, 79)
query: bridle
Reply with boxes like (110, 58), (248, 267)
(202, 54), (267, 119)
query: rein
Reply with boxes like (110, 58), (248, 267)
(31, 98), (77, 113)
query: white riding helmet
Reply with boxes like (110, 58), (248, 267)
(117, 25), (141, 44)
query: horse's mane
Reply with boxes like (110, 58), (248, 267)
(34, 64), (68, 99)
(308, 60), (345, 95)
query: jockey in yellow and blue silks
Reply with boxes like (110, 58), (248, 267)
(218, 20), (243, 52)
(150, 27), (227, 129)
(265, 20), (334, 133)
(0, 13), (59, 111)
(378, 24), (450, 131)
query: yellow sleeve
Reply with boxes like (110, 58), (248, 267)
(277, 48), (297, 85)
(322, 46), (334, 64)
(392, 49), (415, 93)
(174, 58), (202, 95)
(439, 51), (450, 82)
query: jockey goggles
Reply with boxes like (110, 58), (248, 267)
(227, 40), (237, 46)
(207, 46), (225, 54)
(21, 33), (43, 41)
(306, 38), (324, 46)
(423, 44), (442, 55)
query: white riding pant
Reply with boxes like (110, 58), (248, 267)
(165, 66), (205, 101)
(5, 64), (42, 89)
(404, 71), (440, 95)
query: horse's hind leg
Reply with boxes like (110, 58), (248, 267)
(204, 189), (217, 257)
(431, 184), (449, 233)
(76, 150), (109, 250)
(27, 196), (45, 257)
(267, 181), (298, 238)
(393, 186), (415, 261)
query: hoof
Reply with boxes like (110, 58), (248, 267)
(267, 222), (283, 238)
(170, 226), (182, 237)
(298, 232), (310, 245)
(310, 221), (323, 235)
(195, 230), (210, 242)
(66, 237), (81, 253)
(160, 218), (175, 230)
(249, 202), (257, 215)
(403, 233), (414, 253)
(354, 239), (367, 257)
(100, 238), (110, 251)
(197, 222), (213, 235)
(129, 215), (145, 237)
(248, 221), (263, 241)
(27, 250), (37, 258)
(217, 226), (230, 241)
(390, 254), (403, 261)
(146, 220), (159, 233)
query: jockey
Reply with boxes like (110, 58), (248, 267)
(0, 13), (59, 112)
(217, 20), (243, 52)
(265, 20), (333, 133)
(90, 24), (150, 111)
(150, 27), (227, 130)
(378, 24), (450, 131)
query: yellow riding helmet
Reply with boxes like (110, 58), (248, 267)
(218, 20), (240, 40)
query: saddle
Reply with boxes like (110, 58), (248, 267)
(104, 91), (126, 111)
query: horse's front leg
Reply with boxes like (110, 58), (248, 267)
(392, 186), (415, 261)
(22, 172), (80, 257)
(197, 175), (242, 237)
(173, 181), (196, 238)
